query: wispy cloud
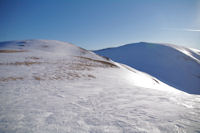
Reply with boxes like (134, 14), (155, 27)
(162, 28), (200, 32)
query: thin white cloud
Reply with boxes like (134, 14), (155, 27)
(183, 29), (200, 32)
(162, 28), (200, 32)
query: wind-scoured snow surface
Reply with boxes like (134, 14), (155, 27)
(0, 40), (200, 133)
(94, 42), (200, 95)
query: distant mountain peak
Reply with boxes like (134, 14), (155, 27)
(95, 42), (200, 94)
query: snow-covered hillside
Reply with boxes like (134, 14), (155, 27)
(0, 40), (200, 133)
(95, 42), (200, 94)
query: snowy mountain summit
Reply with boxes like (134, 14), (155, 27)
(0, 40), (200, 132)
(95, 42), (200, 94)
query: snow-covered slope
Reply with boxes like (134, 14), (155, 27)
(95, 42), (200, 94)
(0, 40), (200, 133)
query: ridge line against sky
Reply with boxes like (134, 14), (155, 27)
(0, 0), (199, 49)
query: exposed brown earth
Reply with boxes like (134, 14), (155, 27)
(0, 50), (27, 53)
(0, 61), (42, 66)
(0, 77), (24, 82)
(26, 57), (40, 60)
(75, 56), (119, 68)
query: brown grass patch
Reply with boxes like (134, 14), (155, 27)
(0, 61), (42, 66)
(66, 72), (80, 79)
(33, 72), (95, 81)
(68, 63), (92, 71)
(44, 72), (81, 80)
(87, 74), (96, 78)
(0, 77), (24, 82)
(75, 56), (118, 68)
(42, 45), (48, 48)
(152, 78), (159, 84)
(0, 49), (27, 53)
(26, 57), (40, 60)
(33, 76), (43, 80)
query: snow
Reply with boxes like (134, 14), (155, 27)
(0, 40), (200, 132)
(94, 42), (200, 95)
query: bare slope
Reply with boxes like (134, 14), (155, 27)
(0, 40), (199, 133)
(95, 42), (200, 94)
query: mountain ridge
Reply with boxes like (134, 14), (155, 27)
(0, 39), (200, 132)
(94, 42), (200, 94)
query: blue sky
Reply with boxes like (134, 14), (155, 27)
(0, 0), (199, 49)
